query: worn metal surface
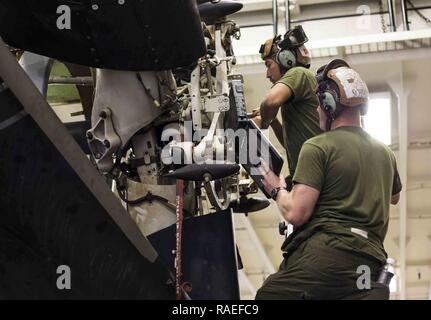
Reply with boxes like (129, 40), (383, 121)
(0, 38), (159, 263)
(0, 87), (173, 299)
(149, 209), (240, 300)
(0, 0), (206, 71)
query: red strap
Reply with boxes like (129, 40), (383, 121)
(175, 179), (184, 300)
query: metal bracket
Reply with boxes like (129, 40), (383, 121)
(86, 108), (121, 172)
(190, 65), (203, 131)
(203, 94), (230, 112)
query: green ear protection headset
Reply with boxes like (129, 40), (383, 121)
(316, 59), (351, 131)
(276, 25), (309, 69)
(259, 25), (309, 69)
(276, 48), (297, 69)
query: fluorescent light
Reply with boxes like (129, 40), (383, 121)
(362, 94), (391, 145)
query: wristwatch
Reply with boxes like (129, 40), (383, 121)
(270, 187), (286, 201)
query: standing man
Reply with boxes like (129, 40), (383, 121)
(256, 59), (402, 300)
(251, 25), (322, 190)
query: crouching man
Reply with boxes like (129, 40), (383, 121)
(256, 59), (402, 300)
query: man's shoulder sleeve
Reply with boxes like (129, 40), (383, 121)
(276, 67), (308, 102)
(292, 140), (326, 191)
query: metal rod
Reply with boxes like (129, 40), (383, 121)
(401, 0), (410, 31)
(272, 0), (278, 36)
(284, 0), (291, 32)
(240, 9), (392, 28)
(239, 4), (431, 28)
(387, 0), (397, 32)
(398, 90), (408, 301)
(406, 5), (431, 11)
(49, 76), (94, 86)
(239, 23), (275, 28)
(290, 10), (390, 24)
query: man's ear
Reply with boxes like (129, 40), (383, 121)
(275, 60), (287, 74)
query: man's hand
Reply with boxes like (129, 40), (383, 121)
(258, 159), (286, 195)
(249, 108), (262, 128)
(258, 161), (318, 227)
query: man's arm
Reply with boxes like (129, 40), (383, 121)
(270, 118), (284, 146)
(391, 193), (400, 205)
(249, 109), (284, 146)
(260, 83), (293, 129)
(391, 157), (402, 205)
(275, 184), (320, 227)
(259, 159), (319, 227)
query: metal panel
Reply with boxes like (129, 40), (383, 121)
(0, 88), (173, 299)
(0, 0), (206, 71)
(148, 210), (240, 300)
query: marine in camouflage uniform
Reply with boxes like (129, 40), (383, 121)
(251, 26), (322, 190)
(257, 59), (402, 300)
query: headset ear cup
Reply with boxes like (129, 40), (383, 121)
(276, 49), (296, 69)
(322, 91), (337, 119)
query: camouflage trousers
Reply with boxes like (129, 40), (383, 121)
(255, 233), (389, 300)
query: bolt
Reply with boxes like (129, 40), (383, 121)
(92, 4), (99, 10)
(118, 0), (125, 4)
(103, 140), (111, 148)
(86, 132), (93, 140)
(99, 111), (107, 119)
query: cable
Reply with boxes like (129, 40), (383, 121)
(111, 168), (177, 210)
(136, 73), (160, 107)
(407, 0), (431, 24)
(379, 0), (388, 33)
(118, 185), (177, 211)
